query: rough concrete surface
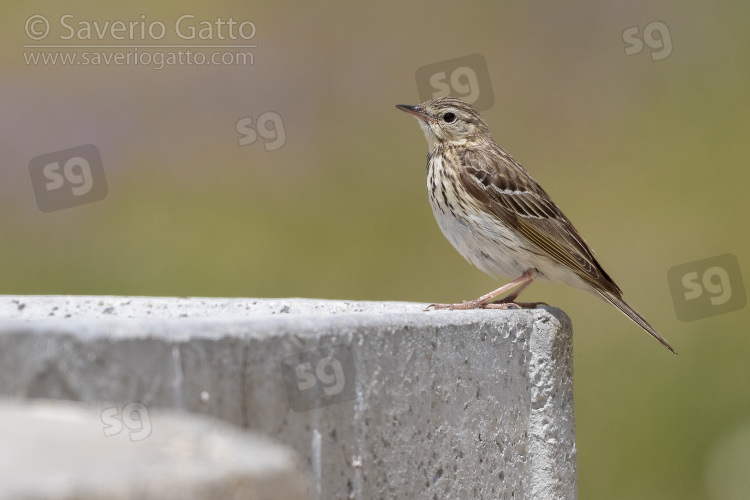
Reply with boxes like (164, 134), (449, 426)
(0, 399), (310, 500)
(0, 296), (577, 499)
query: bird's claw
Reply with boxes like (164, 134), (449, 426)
(425, 302), (458, 311)
(425, 300), (484, 311)
(426, 300), (548, 311)
(486, 300), (548, 309)
(482, 302), (522, 309)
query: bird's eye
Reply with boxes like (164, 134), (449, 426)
(442, 112), (456, 123)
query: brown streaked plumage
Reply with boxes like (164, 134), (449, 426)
(396, 97), (675, 353)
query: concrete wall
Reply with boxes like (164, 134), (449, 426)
(0, 296), (577, 499)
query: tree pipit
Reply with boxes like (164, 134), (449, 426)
(396, 97), (675, 353)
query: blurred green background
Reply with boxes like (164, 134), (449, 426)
(2, 1), (749, 498)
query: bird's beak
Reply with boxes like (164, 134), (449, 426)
(395, 104), (433, 122)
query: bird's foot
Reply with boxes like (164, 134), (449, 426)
(484, 299), (548, 309)
(425, 298), (486, 311)
(425, 270), (543, 312)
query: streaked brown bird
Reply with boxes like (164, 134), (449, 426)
(396, 97), (675, 353)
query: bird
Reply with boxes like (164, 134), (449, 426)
(396, 96), (675, 353)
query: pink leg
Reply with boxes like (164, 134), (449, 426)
(426, 269), (541, 311)
(484, 271), (549, 309)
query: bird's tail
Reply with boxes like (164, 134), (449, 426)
(596, 290), (677, 354)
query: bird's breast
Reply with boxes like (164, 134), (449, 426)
(426, 153), (526, 278)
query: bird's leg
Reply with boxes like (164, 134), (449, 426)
(427, 269), (542, 311)
(484, 269), (548, 309)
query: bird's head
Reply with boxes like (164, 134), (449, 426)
(396, 97), (490, 150)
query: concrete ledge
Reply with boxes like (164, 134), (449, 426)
(0, 296), (577, 499)
(0, 399), (310, 500)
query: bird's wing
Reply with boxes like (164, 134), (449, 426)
(458, 144), (622, 295)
